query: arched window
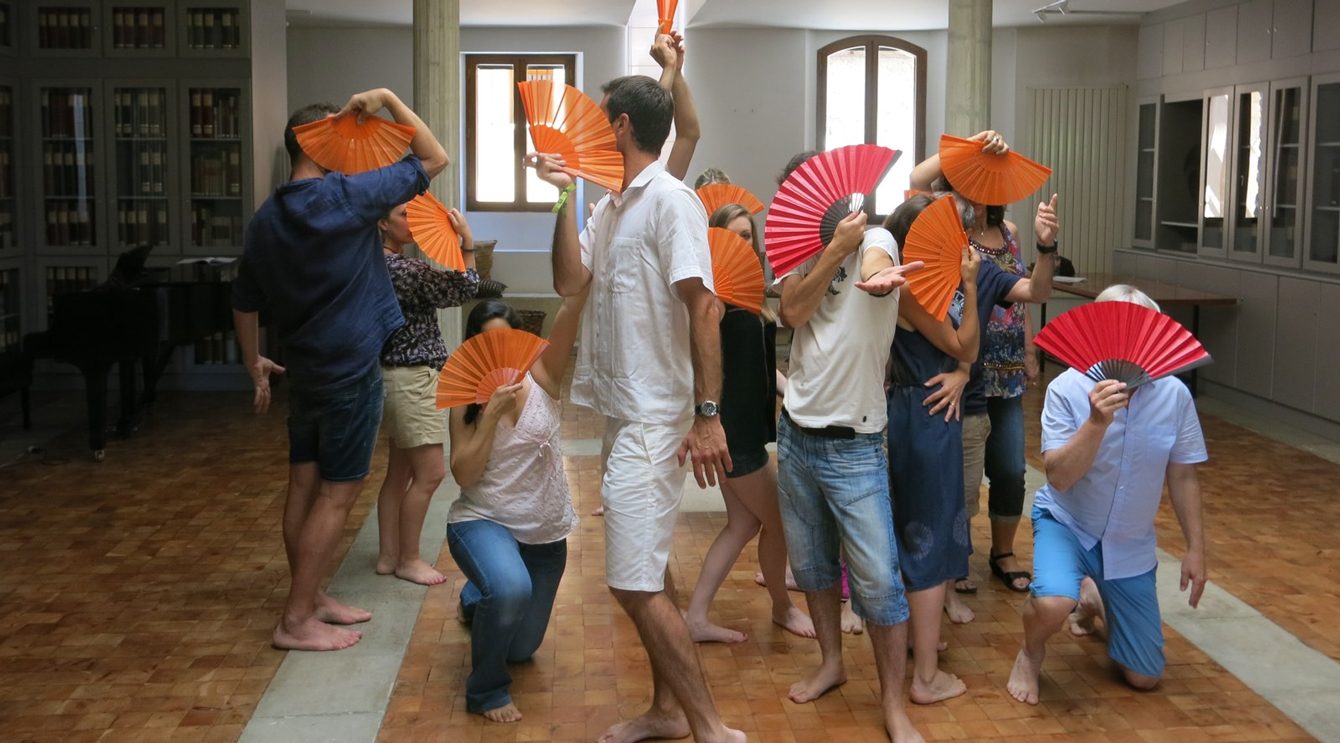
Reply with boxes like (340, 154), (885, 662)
(817, 36), (927, 219)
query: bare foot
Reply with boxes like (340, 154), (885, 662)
(788, 662), (846, 703)
(591, 505), (605, 516)
(943, 591), (975, 624)
(273, 618), (361, 651)
(908, 639), (948, 653)
(686, 618), (747, 644)
(954, 578), (977, 593)
(375, 555), (397, 575)
(1069, 577), (1104, 637)
(394, 559), (448, 586)
(1007, 649), (1044, 705)
(885, 707), (927, 743)
(840, 602), (864, 635)
(597, 710), (690, 743)
(772, 605), (816, 639)
(482, 702), (522, 723)
(910, 669), (966, 704)
(314, 594), (372, 625)
(755, 566), (800, 591)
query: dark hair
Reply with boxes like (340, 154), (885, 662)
(778, 151), (820, 187)
(602, 76), (673, 155)
(940, 175), (1004, 227)
(462, 300), (522, 425)
(883, 193), (936, 246)
(284, 102), (341, 162)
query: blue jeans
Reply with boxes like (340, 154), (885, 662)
(446, 519), (567, 714)
(775, 414), (909, 626)
(984, 395), (1027, 523)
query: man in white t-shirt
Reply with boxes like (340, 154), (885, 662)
(532, 76), (742, 743)
(772, 151), (927, 743)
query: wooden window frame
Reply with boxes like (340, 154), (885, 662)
(816, 35), (927, 220)
(465, 53), (577, 213)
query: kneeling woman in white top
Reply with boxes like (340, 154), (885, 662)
(446, 293), (586, 724)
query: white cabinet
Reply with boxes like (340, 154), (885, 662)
(1163, 17), (1184, 76)
(1205, 6), (1239, 69)
(1183, 13), (1206, 72)
(1270, 0), (1313, 59)
(1316, 0), (1340, 53)
(1138, 23), (1164, 80)
(1272, 276), (1318, 413)
(1236, 0), (1273, 65)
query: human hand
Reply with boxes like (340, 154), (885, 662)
(970, 129), (1010, 155)
(960, 245), (981, 284)
(249, 356), (286, 414)
(826, 210), (868, 258)
(335, 88), (392, 124)
(1035, 194), (1059, 247)
(524, 153), (574, 190)
(854, 261), (925, 296)
(924, 367), (969, 421)
(650, 33), (679, 69)
(1024, 346), (1040, 387)
(1087, 379), (1129, 426)
(482, 382), (524, 421)
(677, 415), (733, 488)
(447, 208), (474, 250)
(671, 30), (686, 71)
(1181, 547), (1206, 608)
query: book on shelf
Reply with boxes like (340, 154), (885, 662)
(0, 88), (12, 137)
(45, 266), (99, 316)
(0, 211), (13, 250)
(44, 203), (95, 247)
(38, 9), (93, 50)
(41, 90), (94, 139)
(187, 9), (242, 50)
(190, 89), (241, 139)
(194, 330), (238, 365)
(112, 7), (167, 49)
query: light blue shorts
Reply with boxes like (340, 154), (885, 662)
(1030, 506), (1165, 679)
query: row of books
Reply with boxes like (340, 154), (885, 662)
(44, 203), (97, 247)
(0, 270), (15, 314)
(191, 148), (242, 197)
(190, 90), (242, 138)
(186, 9), (243, 50)
(37, 9), (94, 50)
(113, 90), (167, 138)
(0, 148), (11, 198)
(115, 142), (168, 196)
(45, 267), (100, 314)
(0, 331), (20, 354)
(40, 90), (95, 139)
(111, 8), (167, 49)
(190, 205), (242, 248)
(0, 211), (13, 250)
(116, 201), (170, 249)
(0, 6), (10, 48)
(42, 143), (97, 199)
(0, 89), (13, 138)
(194, 331), (240, 365)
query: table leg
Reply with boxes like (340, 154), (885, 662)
(1038, 302), (1048, 374)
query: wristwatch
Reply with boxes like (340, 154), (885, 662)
(695, 400), (720, 418)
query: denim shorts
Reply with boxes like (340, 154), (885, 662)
(725, 446), (770, 480)
(775, 414), (909, 626)
(288, 364), (385, 482)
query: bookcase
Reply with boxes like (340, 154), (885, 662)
(5, 0), (286, 388)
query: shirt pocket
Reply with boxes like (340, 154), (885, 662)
(607, 237), (642, 294)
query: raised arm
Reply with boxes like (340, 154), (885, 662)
(533, 288), (590, 400)
(1167, 462), (1207, 608)
(777, 211), (866, 328)
(909, 129), (1008, 190)
(896, 246), (981, 363)
(675, 278), (731, 488)
(654, 32), (700, 181)
(448, 383), (522, 489)
(1005, 197), (1059, 304)
(336, 88), (449, 178)
(1042, 379), (1128, 492)
(531, 154), (591, 296)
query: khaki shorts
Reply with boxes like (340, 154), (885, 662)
(600, 416), (691, 592)
(381, 365), (448, 449)
(962, 412), (991, 518)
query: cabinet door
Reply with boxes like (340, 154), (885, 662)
(1236, 0), (1273, 65)
(1270, 0), (1312, 59)
(27, 0), (102, 57)
(102, 3), (175, 57)
(31, 81), (105, 255)
(0, 2), (15, 55)
(1263, 78), (1308, 268)
(1272, 277), (1318, 414)
(1133, 99), (1158, 248)
(1229, 82), (1268, 263)
(1205, 6), (1238, 69)
(1316, 0), (1340, 53)
(177, 1), (250, 58)
(0, 79), (17, 258)
(106, 81), (178, 257)
(181, 81), (251, 255)
(1303, 73), (1340, 274)
(1137, 24), (1164, 80)
(1182, 13), (1206, 72)
(1199, 88), (1233, 259)
(1163, 18), (1184, 76)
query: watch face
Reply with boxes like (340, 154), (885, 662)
(699, 401), (719, 416)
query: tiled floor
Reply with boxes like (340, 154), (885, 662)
(0, 370), (1335, 742)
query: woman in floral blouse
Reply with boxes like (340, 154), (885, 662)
(374, 201), (479, 585)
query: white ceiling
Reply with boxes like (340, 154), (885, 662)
(283, 0), (1185, 29)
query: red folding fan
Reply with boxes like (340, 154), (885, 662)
(901, 195), (968, 321)
(292, 115), (416, 175)
(698, 183), (765, 216)
(938, 134), (1052, 206)
(436, 328), (551, 409)
(518, 80), (623, 193)
(405, 192), (465, 272)
(1032, 301), (1212, 390)
(764, 144), (901, 277)
(658, 0), (678, 34)
(708, 227), (765, 314)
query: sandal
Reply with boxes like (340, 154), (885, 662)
(989, 551), (1032, 593)
(953, 577), (977, 595)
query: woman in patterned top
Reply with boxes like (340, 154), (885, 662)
(373, 201), (479, 585)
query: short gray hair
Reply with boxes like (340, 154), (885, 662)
(1095, 284), (1160, 312)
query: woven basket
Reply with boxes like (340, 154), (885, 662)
(473, 239), (497, 280)
(516, 309), (547, 337)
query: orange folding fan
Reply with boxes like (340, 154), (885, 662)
(292, 115), (416, 175)
(658, 0), (678, 34)
(436, 328), (551, 409)
(518, 80), (623, 193)
(708, 227), (765, 314)
(405, 192), (466, 272)
(764, 144), (901, 277)
(939, 133), (1051, 206)
(1033, 301), (1212, 391)
(901, 195), (968, 322)
(698, 183), (765, 216)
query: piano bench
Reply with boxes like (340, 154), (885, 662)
(0, 352), (33, 430)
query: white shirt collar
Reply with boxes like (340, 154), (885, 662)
(608, 160), (664, 208)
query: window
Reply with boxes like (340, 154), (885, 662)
(465, 53), (577, 212)
(817, 36), (927, 219)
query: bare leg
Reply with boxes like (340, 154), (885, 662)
(375, 445), (411, 575)
(1007, 594), (1076, 704)
(284, 465), (370, 627)
(840, 601), (864, 635)
(906, 583), (966, 704)
(1068, 576), (1104, 637)
(867, 620), (925, 743)
(991, 519), (1031, 591)
(755, 564), (800, 591)
(789, 585), (847, 703)
(742, 464), (815, 639)
(392, 444), (447, 586)
(942, 578), (975, 624)
(684, 484), (759, 644)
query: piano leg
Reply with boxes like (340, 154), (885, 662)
(116, 357), (140, 438)
(80, 359), (112, 460)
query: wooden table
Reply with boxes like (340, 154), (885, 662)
(1039, 272), (1239, 396)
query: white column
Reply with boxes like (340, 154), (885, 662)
(946, 0), (993, 136)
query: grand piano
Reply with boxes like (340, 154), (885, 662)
(24, 248), (236, 461)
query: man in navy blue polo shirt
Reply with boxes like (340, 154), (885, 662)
(232, 88), (448, 651)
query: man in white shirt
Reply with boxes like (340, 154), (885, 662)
(772, 151), (927, 743)
(1006, 285), (1208, 705)
(533, 75), (742, 743)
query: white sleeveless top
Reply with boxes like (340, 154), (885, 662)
(448, 375), (578, 545)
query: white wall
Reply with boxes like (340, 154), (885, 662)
(287, 27), (415, 110)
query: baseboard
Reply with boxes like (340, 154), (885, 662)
(1200, 380), (1340, 444)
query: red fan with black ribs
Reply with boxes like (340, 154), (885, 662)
(764, 144), (901, 277)
(939, 133), (1051, 206)
(405, 192), (466, 272)
(1032, 301), (1212, 390)
(292, 115), (416, 175)
(698, 183), (765, 216)
(708, 227), (765, 314)
(436, 329), (550, 409)
(658, 0), (678, 34)
(518, 80), (623, 193)
(901, 194), (967, 321)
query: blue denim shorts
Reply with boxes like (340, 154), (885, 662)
(288, 364), (385, 482)
(775, 414), (909, 626)
(725, 446), (770, 480)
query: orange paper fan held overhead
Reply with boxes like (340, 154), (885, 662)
(764, 144), (901, 278)
(708, 227), (765, 314)
(518, 80), (624, 193)
(436, 328), (551, 409)
(405, 192), (466, 272)
(938, 133), (1052, 206)
(658, 0), (679, 34)
(1032, 301), (1212, 391)
(292, 115), (416, 175)
(698, 183), (765, 216)
(901, 195), (968, 322)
